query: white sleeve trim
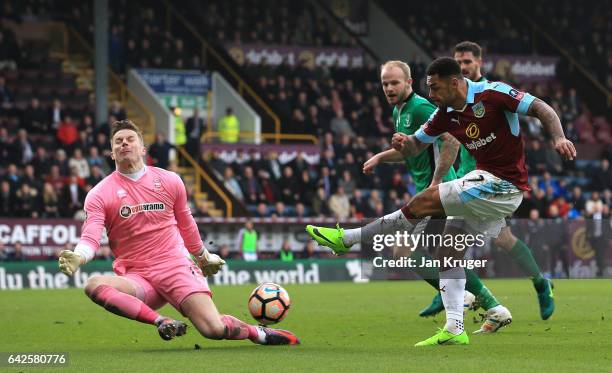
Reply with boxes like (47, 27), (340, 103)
(74, 243), (96, 263)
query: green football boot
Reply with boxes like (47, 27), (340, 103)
(415, 328), (469, 347)
(419, 293), (444, 317)
(305, 224), (351, 255)
(536, 278), (555, 320)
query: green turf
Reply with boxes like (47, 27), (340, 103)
(1, 279), (611, 372)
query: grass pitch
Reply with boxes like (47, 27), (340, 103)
(1, 279), (611, 372)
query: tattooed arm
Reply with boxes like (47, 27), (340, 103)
(430, 133), (461, 187)
(527, 98), (577, 160)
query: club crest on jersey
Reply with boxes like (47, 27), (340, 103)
(153, 178), (162, 192)
(466, 123), (480, 139)
(472, 102), (485, 118)
(119, 202), (165, 218)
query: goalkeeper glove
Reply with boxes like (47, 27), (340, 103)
(195, 247), (225, 277)
(58, 250), (86, 276)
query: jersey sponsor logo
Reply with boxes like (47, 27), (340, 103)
(119, 202), (165, 218)
(509, 89), (524, 100)
(465, 132), (497, 150)
(466, 123), (480, 139)
(472, 102), (485, 118)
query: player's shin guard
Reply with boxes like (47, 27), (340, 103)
(439, 267), (466, 335)
(220, 315), (262, 343)
(89, 284), (159, 324)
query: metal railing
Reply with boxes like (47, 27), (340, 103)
(176, 146), (233, 218)
(201, 132), (319, 144)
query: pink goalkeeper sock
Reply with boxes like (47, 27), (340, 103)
(220, 315), (259, 341)
(91, 285), (159, 325)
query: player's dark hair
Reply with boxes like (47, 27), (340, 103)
(426, 57), (462, 79)
(110, 119), (144, 144)
(454, 41), (482, 58)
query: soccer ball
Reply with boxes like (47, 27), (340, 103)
(248, 282), (291, 325)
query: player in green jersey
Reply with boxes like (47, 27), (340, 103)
(361, 60), (510, 332)
(452, 41), (554, 320)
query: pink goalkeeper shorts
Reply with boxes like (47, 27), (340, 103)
(113, 255), (211, 313)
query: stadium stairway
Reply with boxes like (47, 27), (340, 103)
(177, 165), (224, 218)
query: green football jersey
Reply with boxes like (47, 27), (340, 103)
(393, 92), (457, 193)
(455, 76), (486, 177)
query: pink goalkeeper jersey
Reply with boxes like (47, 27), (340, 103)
(78, 166), (202, 264)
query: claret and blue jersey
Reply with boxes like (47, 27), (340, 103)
(415, 78), (536, 191)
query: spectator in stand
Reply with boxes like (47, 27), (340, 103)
(0, 127), (11, 166)
(148, 132), (173, 169)
(222, 166), (244, 201)
(585, 191), (603, 216)
(52, 149), (70, 176)
(272, 201), (289, 218)
(185, 107), (205, 159)
(330, 108), (355, 137)
(591, 159), (612, 191)
(311, 186), (329, 217)
(31, 146), (52, 177)
(68, 148), (91, 179)
(94, 132), (113, 166)
(328, 185), (350, 220)
(218, 107), (240, 143)
(22, 98), (48, 133)
(87, 146), (110, 175)
(14, 183), (39, 218)
(254, 202), (269, 217)
(295, 202), (308, 218)
(45, 165), (65, 191)
(21, 164), (42, 193)
(0, 180), (14, 216)
(60, 173), (86, 217)
(217, 244), (232, 260)
(41, 182), (60, 218)
(3, 163), (20, 189)
(48, 99), (64, 130)
(240, 166), (261, 205)
(57, 116), (79, 153)
(86, 164), (104, 187)
(279, 166), (297, 204)
(11, 129), (34, 166)
(0, 76), (12, 109)
(301, 240), (318, 259)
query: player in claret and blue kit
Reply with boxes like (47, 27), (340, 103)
(307, 57), (575, 346)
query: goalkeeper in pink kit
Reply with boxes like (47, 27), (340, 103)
(58, 120), (299, 345)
